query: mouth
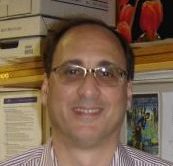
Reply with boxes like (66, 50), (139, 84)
(74, 107), (101, 114)
(72, 106), (103, 120)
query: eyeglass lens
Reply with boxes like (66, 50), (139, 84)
(53, 65), (127, 86)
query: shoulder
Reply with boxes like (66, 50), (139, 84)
(119, 144), (173, 166)
(0, 145), (45, 166)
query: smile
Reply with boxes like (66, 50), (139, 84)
(73, 107), (101, 114)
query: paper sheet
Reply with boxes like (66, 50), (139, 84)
(0, 89), (42, 161)
(161, 92), (173, 162)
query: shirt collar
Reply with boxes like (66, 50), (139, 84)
(40, 139), (57, 166)
(116, 144), (134, 166)
(43, 140), (133, 166)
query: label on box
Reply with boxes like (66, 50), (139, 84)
(0, 16), (58, 39)
(0, 37), (43, 66)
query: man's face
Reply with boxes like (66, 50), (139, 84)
(42, 25), (132, 148)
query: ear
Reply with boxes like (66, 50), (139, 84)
(41, 73), (49, 106)
(126, 81), (133, 111)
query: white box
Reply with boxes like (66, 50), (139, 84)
(0, 0), (115, 27)
(0, 37), (43, 65)
(0, 4), (7, 17)
(0, 16), (58, 40)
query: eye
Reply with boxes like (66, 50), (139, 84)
(65, 66), (80, 75)
(102, 70), (114, 78)
(59, 65), (84, 79)
(97, 67), (117, 78)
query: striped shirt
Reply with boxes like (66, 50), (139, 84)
(0, 140), (172, 166)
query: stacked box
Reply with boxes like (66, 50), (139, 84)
(0, 16), (58, 65)
(0, 0), (116, 65)
(0, 0), (115, 27)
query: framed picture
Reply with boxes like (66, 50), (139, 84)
(127, 93), (159, 155)
(117, 0), (173, 42)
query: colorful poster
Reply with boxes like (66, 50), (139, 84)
(127, 93), (159, 155)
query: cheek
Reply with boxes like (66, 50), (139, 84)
(103, 86), (129, 123)
(47, 84), (75, 126)
(101, 87), (128, 132)
(47, 83), (77, 113)
(104, 86), (128, 107)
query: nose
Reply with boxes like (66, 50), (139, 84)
(77, 73), (101, 100)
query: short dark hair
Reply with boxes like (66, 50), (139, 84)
(43, 17), (134, 80)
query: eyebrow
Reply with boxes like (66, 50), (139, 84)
(60, 59), (83, 66)
(97, 60), (116, 67)
(58, 60), (119, 68)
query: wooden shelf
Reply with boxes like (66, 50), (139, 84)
(0, 57), (44, 88)
(0, 40), (173, 87)
(132, 39), (173, 72)
(0, 75), (43, 88)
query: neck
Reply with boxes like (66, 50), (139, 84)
(52, 132), (119, 166)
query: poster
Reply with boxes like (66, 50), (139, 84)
(0, 89), (42, 161)
(127, 93), (159, 155)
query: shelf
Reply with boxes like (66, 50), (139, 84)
(0, 75), (43, 88)
(0, 57), (44, 88)
(0, 40), (173, 87)
(132, 39), (173, 72)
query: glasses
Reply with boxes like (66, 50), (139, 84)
(51, 64), (128, 87)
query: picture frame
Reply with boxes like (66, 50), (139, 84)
(127, 93), (160, 155)
(117, 0), (173, 42)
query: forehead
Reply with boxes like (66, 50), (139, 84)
(53, 24), (126, 67)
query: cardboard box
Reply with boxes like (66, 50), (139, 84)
(0, 37), (44, 66)
(0, 16), (58, 40)
(0, 0), (115, 26)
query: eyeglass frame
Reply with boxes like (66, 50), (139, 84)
(51, 63), (128, 87)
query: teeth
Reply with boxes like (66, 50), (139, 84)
(74, 108), (100, 114)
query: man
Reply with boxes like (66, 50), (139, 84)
(0, 18), (172, 166)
